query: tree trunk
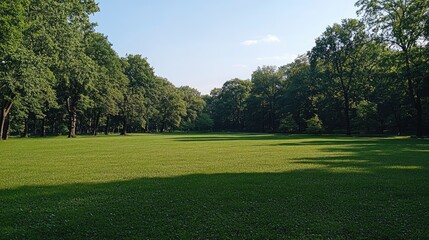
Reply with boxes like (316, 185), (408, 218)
(160, 122), (165, 133)
(67, 97), (78, 138)
(68, 110), (77, 138)
(415, 95), (423, 137)
(339, 74), (351, 136)
(89, 116), (93, 134)
(33, 118), (37, 136)
(270, 100), (275, 132)
(4, 111), (11, 140)
(0, 102), (13, 140)
(22, 118), (29, 138)
(344, 93), (351, 136)
(404, 50), (423, 138)
(52, 121), (57, 136)
(78, 115), (84, 135)
(0, 109), (4, 141)
(104, 116), (110, 135)
(121, 116), (127, 135)
(41, 118), (46, 137)
(92, 112), (100, 136)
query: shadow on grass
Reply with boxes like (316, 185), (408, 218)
(174, 134), (428, 172)
(1, 169), (428, 239)
(279, 138), (429, 173)
(170, 133), (418, 143)
(1, 135), (428, 239)
(170, 133), (317, 142)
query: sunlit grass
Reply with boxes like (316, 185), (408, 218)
(0, 133), (428, 239)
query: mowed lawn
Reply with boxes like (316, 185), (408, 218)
(0, 133), (428, 239)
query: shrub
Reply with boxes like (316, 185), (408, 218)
(306, 114), (324, 134)
(279, 113), (299, 133)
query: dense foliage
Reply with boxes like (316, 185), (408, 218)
(1, 0), (428, 139)
(207, 1), (429, 136)
(0, 0), (205, 139)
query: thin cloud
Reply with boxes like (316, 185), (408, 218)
(241, 34), (280, 46)
(261, 34), (280, 43)
(241, 40), (259, 46)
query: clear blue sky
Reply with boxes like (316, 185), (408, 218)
(91, 0), (358, 94)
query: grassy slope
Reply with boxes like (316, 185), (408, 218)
(0, 133), (428, 239)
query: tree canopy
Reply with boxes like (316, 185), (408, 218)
(1, 0), (428, 139)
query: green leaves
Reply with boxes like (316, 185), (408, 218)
(357, 0), (429, 137)
(178, 86), (205, 130)
(357, 0), (428, 49)
(310, 19), (373, 134)
(0, 0), (26, 58)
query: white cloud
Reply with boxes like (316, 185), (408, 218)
(241, 34), (281, 46)
(261, 34), (280, 43)
(241, 40), (259, 46)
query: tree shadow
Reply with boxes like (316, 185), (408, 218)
(1, 135), (428, 239)
(171, 134), (323, 142)
(171, 133), (419, 143)
(280, 138), (429, 172)
(1, 169), (428, 239)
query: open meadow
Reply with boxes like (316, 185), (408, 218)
(0, 133), (428, 239)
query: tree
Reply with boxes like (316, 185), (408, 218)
(1, 48), (56, 140)
(178, 86), (205, 131)
(206, 88), (224, 130)
(1, 0), (59, 140)
(279, 113), (299, 133)
(45, 0), (100, 138)
(85, 32), (126, 135)
(217, 79), (252, 130)
(193, 113), (214, 131)
(0, 0), (25, 59)
(0, 0), (26, 140)
(310, 19), (371, 135)
(357, 0), (429, 137)
(279, 55), (316, 132)
(354, 100), (378, 132)
(153, 78), (186, 132)
(120, 55), (154, 135)
(248, 66), (283, 131)
(306, 114), (324, 134)
(59, 52), (97, 138)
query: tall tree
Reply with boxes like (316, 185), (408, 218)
(248, 66), (283, 131)
(178, 86), (205, 131)
(1, 0), (58, 140)
(0, 0), (26, 140)
(279, 55), (316, 132)
(85, 32), (126, 135)
(310, 19), (371, 135)
(217, 79), (252, 130)
(153, 78), (186, 132)
(206, 88), (224, 130)
(120, 55), (154, 135)
(357, 0), (429, 137)
(1, 49), (55, 140)
(51, 0), (99, 138)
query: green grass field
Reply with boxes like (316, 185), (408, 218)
(0, 133), (428, 239)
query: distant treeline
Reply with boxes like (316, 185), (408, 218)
(1, 0), (428, 140)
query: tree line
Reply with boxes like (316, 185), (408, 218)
(202, 0), (429, 137)
(0, 0), (206, 140)
(1, 0), (428, 140)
